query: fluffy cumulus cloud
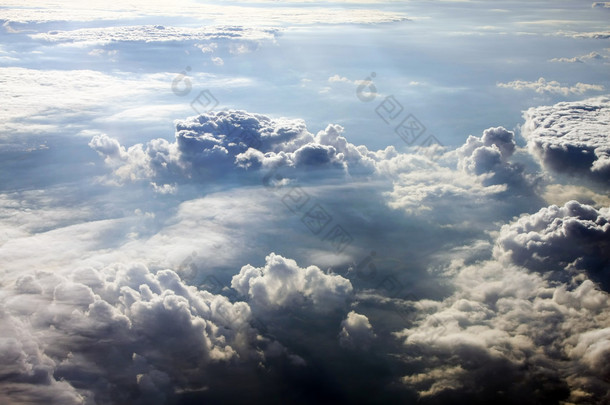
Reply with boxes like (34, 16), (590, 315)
(396, 240), (610, 404)
(0, 263), (260, 404)
(231, 253), (353, 310)
(338, 311), (376, 349)
(90, 110), (379, 190)
(385, 126), (541, 224)
(456, 126), (523, 184)
(494, 200), (610, 290)
(522, 96), (610, 185)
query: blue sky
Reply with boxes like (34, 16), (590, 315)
(1, 1), (609, 404)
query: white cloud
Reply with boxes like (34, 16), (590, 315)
(30, 25), (279, 45)
(0, 67), (252, 138)
(558, 30), (610, 39)
(384, 126), (540, 226)
(497, 77), (604, 96)
(550, 51), (609, 63)
(328, 74), (352, 84)
(231, 253), (353, 309)
(0, 0), (409, 25)
(521, 96), (610, 184)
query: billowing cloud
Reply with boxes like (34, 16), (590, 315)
(338, 311), (376, 349)
(385, 126), (541, 225)
(231, 253), (353, 309)
(395, 239), (610, 404)
(91, 110), (379, 190)
(0, 262), (266, 404)
(522, 96), (610, 185)
(494, 200), (610, 290)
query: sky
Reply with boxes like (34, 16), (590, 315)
(0, 0), (609, 404)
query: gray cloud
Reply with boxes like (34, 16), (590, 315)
(386, 125), (542, 226)
(592, 2), (610, 8)
(522, 96), (610, 186)
(338, 311), (376, 349)
(0, 262), (263, 404)
(91, 110), (379, 191)
(396, 250), (610, 404)
(494, 200), (610, 290)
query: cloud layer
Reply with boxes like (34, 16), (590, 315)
(1, 262), (260, 404)
(396, 202), (610, 404)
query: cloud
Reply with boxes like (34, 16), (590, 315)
(338, 311), (376, 349)
(457, 126), (515, 174)
(0, 262), (265, 404)
(497, 77), (604, 96)
(0, 67), (251, 138)
(385, 126), (541, 225)
(521, 96), (610, 185)
(558, 30), (610, 39)
(395, 242), (610, 404)
(30, 25), (279, 45)
(91, 110), (379, 190)
(0, 0), (409, 25)
(328, 74), (352, 84)
(592, 2), (610, 8)
(494, 200), (610, 290)
(231, 253), (353, 309)
(550, 51), (608, 63)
